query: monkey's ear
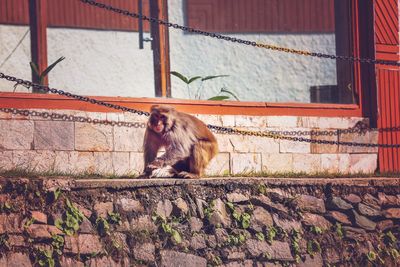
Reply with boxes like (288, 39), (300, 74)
(150, 105), (160, 113)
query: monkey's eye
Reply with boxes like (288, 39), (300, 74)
(160, 114), (167, 120)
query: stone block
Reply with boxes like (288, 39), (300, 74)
(31, 211), (47, 224)
(0, 214), (22, 234)
(245, 239), (293, 261)
(205, 152), (230, 176)
(349, 154), (378, 174)
(64, 234), (103, 255)
(54, 151), (95, 174)
(294, 195), (326, 213)
(215, 134), (234, 152)
(113, 152), (131, 175)
(59, 257), (85, 267)
(160, 250), (207, 267)
(7, 235), (25, 247)
(231, 153), (261, 174)
(196, 114), (222, 126)
(320, 154), (340, 173)
(94, 202), (113, 218)
(250, 207), (273, 232)
(93, 152), (113, 174)
(235, 115), (267, 127)
(113, 127), (145, 152)
(310, 132), (339, 153)
(338, 154), (351, 173)
(26, 224), (62, 238)
(279, 128), (311, 153)
(292, 154), (321, 173)
(267, 116), (298, 128)
(115, 198), (144, 213)
(261, 153), (293, 173)
(300, 117), (354, 129)
(75, 123), (113, 151)
(12, 151), (57, 173)
(301, 213), (332, 230)
(5, 252), (32, 267)
(34, 121), (74, 150)
(133, 242), (155, 262)
(0, 120), (34, 150)
(0, 151), (13, 170)
(221, 115), (235, 127)
(130, 215), (157, 233)
(129, 152), (144, 175)
(339, 131), (378, 153)
(209, 198), (231, 227)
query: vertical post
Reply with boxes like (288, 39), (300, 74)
(29, 0), (48, 89)
(150, 0), (171, 97)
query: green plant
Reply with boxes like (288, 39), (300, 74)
(51, 235), (64, 256)
(0, 202), (14, 213)
(290, 229), (302, 263)
(23, 217), (36, 228)
(161, 222), (182, 244)
(256, 232), (265, 241)
(55, 199), (84, 236)
(0, 234), (9, 249)
(266, 227), (277, 244)
(309, 225), (323, 235)
(35, 249), (55, 267)
(227, 233), (246, 246)
(96, 217), (110, 236)
(170, 71), (238, 101)
(107, 212), (122, 225)
(334, 223), (343, 239)
(226, 202), (251, 229)
(203, 200), (215, 220)
(307, 240), (321, 256)
(211, 255), (222, 266)
(29, 56), (65, 93)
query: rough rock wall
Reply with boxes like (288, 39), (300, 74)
(0, 177), (399, 266)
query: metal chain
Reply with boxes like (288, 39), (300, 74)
(1, 72), (400, 148)
(80, 0), (400, 67)
(0, 107), (146, 128)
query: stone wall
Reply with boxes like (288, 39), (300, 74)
(0, 177), (399, 266)
(0, 109), (378, 176)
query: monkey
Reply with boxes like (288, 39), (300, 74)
(141, 105), (218, 179)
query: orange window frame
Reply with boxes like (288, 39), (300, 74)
(0, 0), (375, 119)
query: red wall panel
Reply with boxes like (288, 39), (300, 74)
(187, 0), (335, 33)
(0, 0), (149, 31)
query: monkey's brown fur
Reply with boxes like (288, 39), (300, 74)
(142, 105), (218, 179)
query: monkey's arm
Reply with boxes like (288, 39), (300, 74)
(143, 129), (163, 168)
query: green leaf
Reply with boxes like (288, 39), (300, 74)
(171, 229), (182, 244)
(201, 75), (229, 81)
(221, 88), (240, 101)
(54, 219), (64, 231)
(226, 202), (234, 211)
(188, 76), (202, 84)
(170, 71), (189, 84)
(40, 56), (65, 80)
(208, 95), (230, 101)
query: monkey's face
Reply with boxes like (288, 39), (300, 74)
(148, 107), (173, 134)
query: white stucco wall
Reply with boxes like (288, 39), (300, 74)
(0, 0), (338, 102)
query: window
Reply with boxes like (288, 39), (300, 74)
(167, 0), (356, 104)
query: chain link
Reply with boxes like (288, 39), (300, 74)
(0, 107), (146, 128)
(1, 72), (400, 148)
(80, 0), (400, 67)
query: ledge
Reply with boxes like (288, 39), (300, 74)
(0, 92), (362, 116)
(2, 176), (399, 190)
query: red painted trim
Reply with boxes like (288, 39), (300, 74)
(0, 92), (362, 117)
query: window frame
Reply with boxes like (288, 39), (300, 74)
(0, 0), (374, 118)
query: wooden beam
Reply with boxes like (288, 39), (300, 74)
(150, 0), (171, 97)
(29, 0), (48, 89)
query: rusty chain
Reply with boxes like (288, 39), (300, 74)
(0, 107), (146, 128)
(80, 0), (400, 67)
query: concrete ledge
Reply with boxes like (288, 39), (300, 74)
(1, 176), (399, 190)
